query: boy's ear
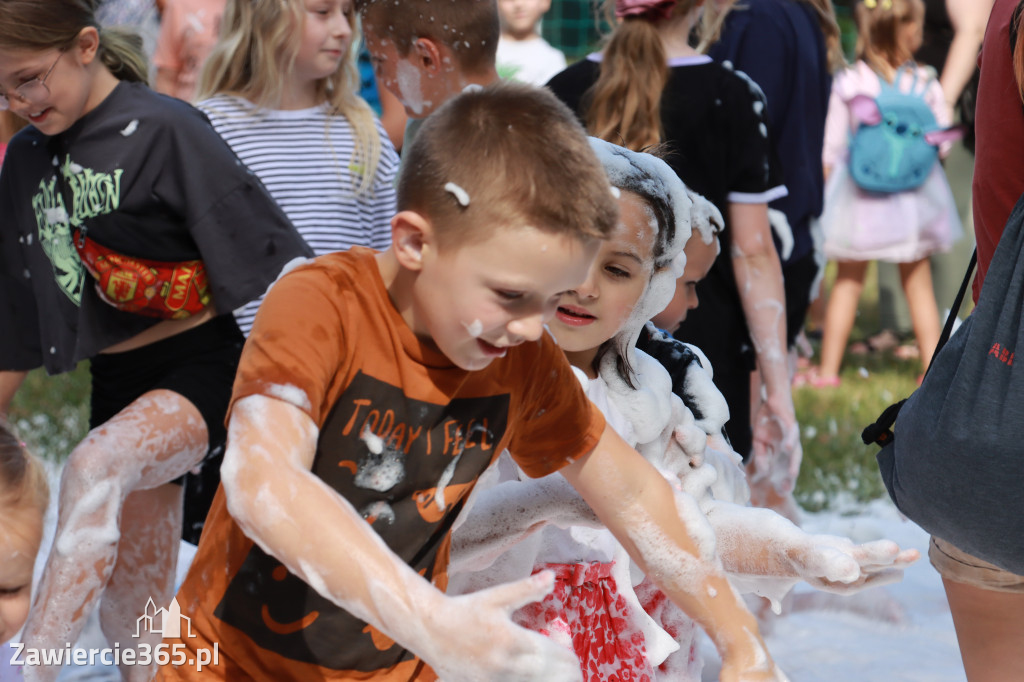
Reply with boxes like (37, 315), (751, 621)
(391, 210), (434, 271)
(411, 37), (446, 73)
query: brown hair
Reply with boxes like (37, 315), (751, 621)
(197, 0), (383, 194)
(585, 1), (690, 150)
(356, 0), (500, 75)
(0, 0), (148, 83)
(398, 81), (619, 246)
(0, 420), (48, 514)
(854, 0), (925, 76)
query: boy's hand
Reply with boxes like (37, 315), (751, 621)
(788, 536), (920, 595)
(428, 572), (583, 682)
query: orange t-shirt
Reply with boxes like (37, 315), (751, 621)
(160, 247), (605, 681)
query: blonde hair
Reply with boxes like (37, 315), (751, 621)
(0, 420), (48, 516)
(854, 0), (925, 75)
(398, 81), (619, 247)
(356, 0), (500, 75)
(197, 0), (382, 194)
(0, 0), (148, 83)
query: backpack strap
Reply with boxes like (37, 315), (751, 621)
(861, 249), (978, 446)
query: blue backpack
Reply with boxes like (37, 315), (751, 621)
(847, 66), (945, 194)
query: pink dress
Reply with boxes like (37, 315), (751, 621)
(820, 60), (962, 262)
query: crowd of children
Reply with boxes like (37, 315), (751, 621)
(0, 0), (1002, 679)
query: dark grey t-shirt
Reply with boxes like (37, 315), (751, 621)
(0, 81), (312, 374)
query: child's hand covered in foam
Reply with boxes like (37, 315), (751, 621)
(788, 536), (920, 595)
(430, 571), (583, 682)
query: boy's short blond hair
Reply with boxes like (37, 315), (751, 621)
(398, 81), (619, 247)
(356, 0), (500, 74)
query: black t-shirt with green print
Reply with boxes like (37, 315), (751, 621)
(0, 81), (311, 374)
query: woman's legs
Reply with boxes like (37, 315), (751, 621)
(943, 578), (1024, 681)
(898, 258), (941, 372)
(818, 260), (869, 379)
(22, 390), (207, 682)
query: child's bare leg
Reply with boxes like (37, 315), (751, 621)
(898, 258), (941, 372)
(943, 578), (1024, 682)
(818, 260), (868, 378)
(22, 390), (207, 682)
(100, 483), (184, 681)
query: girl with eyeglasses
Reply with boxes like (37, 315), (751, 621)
(0, 0), (311, 679)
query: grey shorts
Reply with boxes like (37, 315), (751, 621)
(929, 536), (1024, 593)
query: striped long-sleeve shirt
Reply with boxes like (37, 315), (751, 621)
(198, 94), (399, 334)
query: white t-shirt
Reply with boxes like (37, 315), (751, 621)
(496, 36), (567, 86)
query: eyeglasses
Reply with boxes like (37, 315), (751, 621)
(0, 51), (63, 111)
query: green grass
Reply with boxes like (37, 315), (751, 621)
(792, 261), (922, 511)
(9, 363), (91, 464)
(792, 350), (919, 512)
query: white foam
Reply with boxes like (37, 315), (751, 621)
(444, 182), (470, 207)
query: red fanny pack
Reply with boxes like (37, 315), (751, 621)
(73, 229), (211, 319)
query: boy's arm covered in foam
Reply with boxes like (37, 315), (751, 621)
(221, 394), (585, 682)
(560, 423), (787, 682)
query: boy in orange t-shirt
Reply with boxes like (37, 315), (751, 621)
(160, 82), (783, 682)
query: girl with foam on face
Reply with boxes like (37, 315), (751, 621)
(546, 0), (803, 506)
(0, 1), (311, 678)
(448, 138), (918, 682)
(196, 0), (399, 337)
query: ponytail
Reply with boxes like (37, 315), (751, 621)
(585, 17), (668, 150)
(98, 27), (149, 84)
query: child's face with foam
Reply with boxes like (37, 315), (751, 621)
(651, 233), (718, 332)
(548, 191), (656, 360)
(363, 26), (448, 118)
(0, 505), (43, 643)
(410, 221), (598, 371)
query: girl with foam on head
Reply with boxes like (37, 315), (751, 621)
(546, 0), (802, 504)
(448, 138), (917, 681)
(196, 0), (399, 336)
(0, 0), (311, 678)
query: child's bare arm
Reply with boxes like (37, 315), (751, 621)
(729, 201), (801, 494)
(221, 394), (584, 682)
(560, 423), (787, 682)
